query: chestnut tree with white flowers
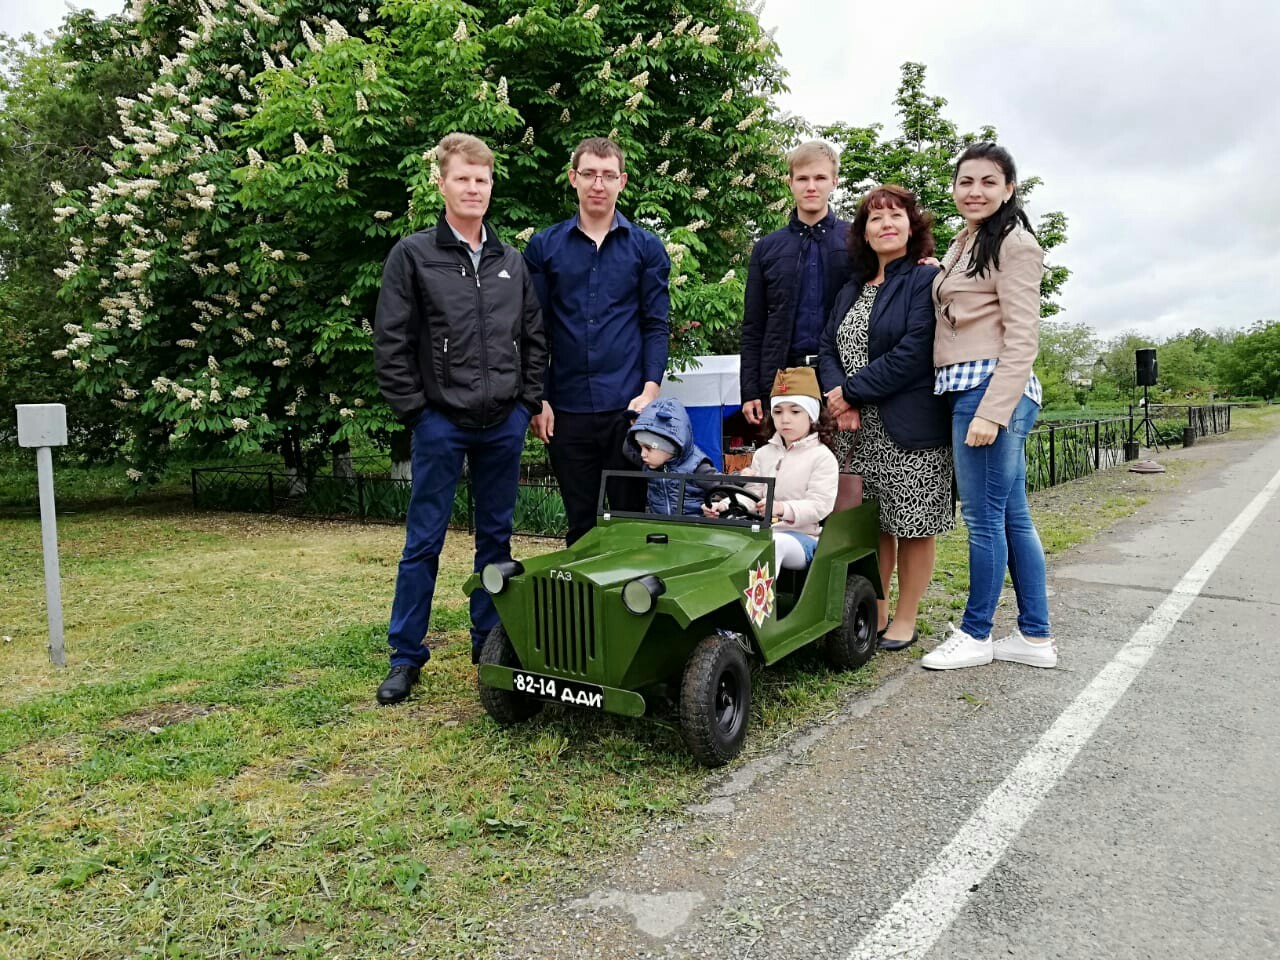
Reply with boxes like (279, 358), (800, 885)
(48, 0), (795, 474)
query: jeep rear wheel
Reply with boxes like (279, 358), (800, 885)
(824, 573), (878, 670)
(679, 633), (751, 767)
(477, 625), (543, 726)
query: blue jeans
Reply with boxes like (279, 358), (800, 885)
(387, 404), (530, 666)
(949, 383), (1051, 640)
(780, 531), (819, 565)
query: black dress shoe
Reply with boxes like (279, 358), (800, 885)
(877, 629), (919, 652)
(376, 664), (421, 705)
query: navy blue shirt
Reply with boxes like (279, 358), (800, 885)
(524, 211), (670, 413)
(791, 229), (825, 357)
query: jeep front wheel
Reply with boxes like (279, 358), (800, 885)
(679, 633), (751, 767)
(477, 625), (543, 726)
(824, 573), (878, 670)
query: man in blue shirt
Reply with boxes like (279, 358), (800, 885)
(525, 137), (671, 544)
(740, 141), (851, 424)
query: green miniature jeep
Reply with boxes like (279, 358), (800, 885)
(467, 470), (881, 766)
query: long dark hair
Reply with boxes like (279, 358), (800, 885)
(847, 184), (936, 280)
(762, 404), (837, 451)
(953, 143), (1033, 279)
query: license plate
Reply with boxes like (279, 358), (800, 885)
(512, 670), (604, 709)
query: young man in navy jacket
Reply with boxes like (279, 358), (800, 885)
(525, 137), (671, 545)
(739, 141), (852, 424)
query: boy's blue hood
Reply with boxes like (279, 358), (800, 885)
(626, 397), (694, 458)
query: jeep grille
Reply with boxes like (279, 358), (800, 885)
(532, 577), (597, 675)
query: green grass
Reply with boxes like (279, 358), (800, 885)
(2, 408), (1277, 958)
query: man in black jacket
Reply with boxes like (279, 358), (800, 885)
(372, 133), (547, 705)
(739, 141), (851, 424)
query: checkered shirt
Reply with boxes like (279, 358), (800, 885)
(934, 359), (1042, 406)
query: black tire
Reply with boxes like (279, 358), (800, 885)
(679, 633), (752, 767)
(824, 573), (878, 670)
(477, 625), (543, 726)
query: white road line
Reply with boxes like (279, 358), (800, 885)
(847, 463), (1280, 960)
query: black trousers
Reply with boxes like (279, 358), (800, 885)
(548, 409), (645, 545)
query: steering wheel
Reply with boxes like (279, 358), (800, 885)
(705, 483), (763, 520)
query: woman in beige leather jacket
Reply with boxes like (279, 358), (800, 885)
(922, 143), (1058, 672)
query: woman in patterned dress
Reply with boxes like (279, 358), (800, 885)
(818, 185), (953, 651)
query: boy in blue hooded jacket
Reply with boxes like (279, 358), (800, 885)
(623, 397), (717, 515)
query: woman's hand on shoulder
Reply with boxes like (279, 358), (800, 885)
(917, 256), (941, 268)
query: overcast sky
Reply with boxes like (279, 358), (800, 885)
(5, 0), (1277, 340)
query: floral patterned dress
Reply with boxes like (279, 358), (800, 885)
(833, 284), (954, 538)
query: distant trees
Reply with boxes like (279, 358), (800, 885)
(1216, 321), (1280, 401)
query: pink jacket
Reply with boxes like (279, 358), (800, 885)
(933, 225), (1044, 427)
(742, 431), (838, 536)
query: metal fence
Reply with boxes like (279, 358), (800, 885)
(191, 403), (1235, 532)
(191, 452), (568, 537)
(1026, 402), (1232, 492)
(1026, 416), (1131, 492)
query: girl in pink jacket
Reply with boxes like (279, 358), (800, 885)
(706, 367), (839, 569)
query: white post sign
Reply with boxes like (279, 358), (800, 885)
(16, 404), (68, 667)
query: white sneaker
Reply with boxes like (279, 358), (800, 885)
(921, 626), (993, 670)
(993, 629), (1058, 668)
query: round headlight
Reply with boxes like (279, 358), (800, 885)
(481, 560), (524, 595)
(622, 575), (665, 615)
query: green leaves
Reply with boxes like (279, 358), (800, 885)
(33, 2), (792, 472)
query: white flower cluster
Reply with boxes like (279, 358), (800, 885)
(324, 19), (349, 43)
(301, 20), (322, 53)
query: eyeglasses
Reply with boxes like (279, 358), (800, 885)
(574, 169), (621, 184)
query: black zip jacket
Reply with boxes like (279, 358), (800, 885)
(374, 216), (546, 430)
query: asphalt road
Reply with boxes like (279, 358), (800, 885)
(497, 426), (1280, 960)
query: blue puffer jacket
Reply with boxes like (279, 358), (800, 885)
(624, 397), (716, 515)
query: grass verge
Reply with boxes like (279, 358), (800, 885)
(2, 406), (1277, 958)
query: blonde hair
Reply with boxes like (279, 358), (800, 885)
(436, 132), (495, 175)
(786, 140), (839, 177)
